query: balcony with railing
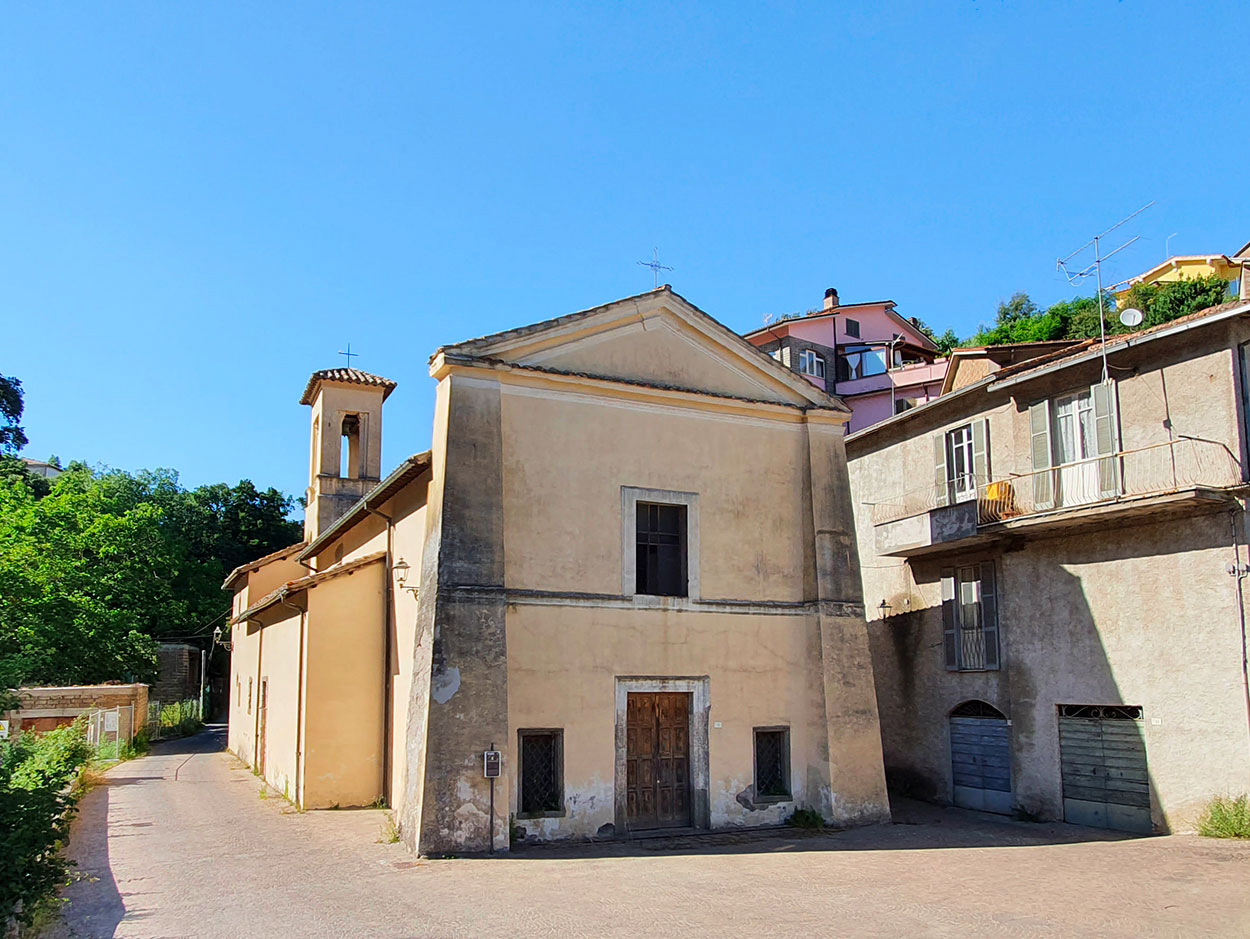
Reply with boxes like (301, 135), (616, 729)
(871, 438), (1245, 558)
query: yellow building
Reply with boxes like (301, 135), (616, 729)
(1115, 238), (1249, 303)
(224, 287), (890, 854)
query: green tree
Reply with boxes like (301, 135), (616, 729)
(1117, 274), (1233, 330)
(0, 375), (28, 455)
(0, 467), (301, 687)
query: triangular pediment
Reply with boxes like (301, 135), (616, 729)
(440, 289), (842, 409)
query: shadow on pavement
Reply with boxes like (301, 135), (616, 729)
(502, 797), (1141, 861)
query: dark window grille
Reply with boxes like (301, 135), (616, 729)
(519, 731), (562, 815)
(1058, 704), (1142, 721)
(951, 700), (1006, 719)
(754, 728), (790, 800)
(636, 502), (687, 597)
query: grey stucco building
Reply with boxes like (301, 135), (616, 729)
(847, 299), (1250, 833)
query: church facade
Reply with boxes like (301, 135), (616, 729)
(225, 287), (889, 854)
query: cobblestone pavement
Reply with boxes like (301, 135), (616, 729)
(51, 727), (1250, 938)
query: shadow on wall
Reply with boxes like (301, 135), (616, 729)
(862, 516), (1220, 835)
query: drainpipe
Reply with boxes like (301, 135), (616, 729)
(1229, 505), (1250, 772)
(365, 504), (395, 807)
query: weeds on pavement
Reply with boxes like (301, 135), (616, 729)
(1197, 794), (1250, 838)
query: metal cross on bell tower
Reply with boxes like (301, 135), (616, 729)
(338, 343), (358, 368)
(637, 247), (674, 289)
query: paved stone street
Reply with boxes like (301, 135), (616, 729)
(51, 727), (1250, 938)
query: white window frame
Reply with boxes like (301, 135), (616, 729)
(946, 423), (976, 503)
(798, 349), (825, 379)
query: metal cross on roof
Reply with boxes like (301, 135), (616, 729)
(637, 247), (674, 289)
(338, 343), (358, 367)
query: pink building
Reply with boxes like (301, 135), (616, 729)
(743, 288), (948, 433)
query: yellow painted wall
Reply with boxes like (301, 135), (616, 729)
(500, 385), (812, 601)
(255, 609), (304, 802)
(386, 490), (427, 815)
(493, 360), (874, 837)
(301, 560), (387, 808)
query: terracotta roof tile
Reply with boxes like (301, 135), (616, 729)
(299, 368), (397, 405)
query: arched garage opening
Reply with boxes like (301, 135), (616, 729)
(950, 700), (1011, 814)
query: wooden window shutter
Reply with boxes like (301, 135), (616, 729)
(934, 434), (950, 507)
(979, 562), (1000, 670)
(972, 419), (990, 491)
(1092, 382), (1119, 497)
(941, 569), (957, 669)
(1029, 400), (1054, 509)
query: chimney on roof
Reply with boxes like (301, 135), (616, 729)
(823, 288), (839, 312)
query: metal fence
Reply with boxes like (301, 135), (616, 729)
(145, 696), (204, 742)
(872, 438), (1243, 527)
(83, 705), (137, 759)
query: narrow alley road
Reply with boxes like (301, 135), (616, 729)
(51, 727), (1250, 938)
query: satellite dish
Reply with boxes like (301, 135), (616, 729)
(1119, 308), (1143, 328)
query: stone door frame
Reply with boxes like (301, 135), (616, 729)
(614, 676), (710, 833)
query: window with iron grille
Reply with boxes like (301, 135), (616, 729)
(636, 502), (687, 597)
(941, 562), (1000, 671)
(518, 730), (563, 816)
(753, 727), (791, 801)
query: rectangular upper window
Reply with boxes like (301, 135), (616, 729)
(636, 502), (688, 597)
(518, 730), (563, 816)
(798, 349), (825, 379)
(753, 727), (791, 801)
(934, 419), (989, 507)
(844, 318), (860, 338)
(942, 562), (1000, 671)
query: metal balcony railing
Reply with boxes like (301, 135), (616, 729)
(870, 438), (1244, 527)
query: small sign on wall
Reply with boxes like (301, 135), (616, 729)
(483, 750), (501, 778)
(0, 720), (9, 739)
(104, 711), (119, 733)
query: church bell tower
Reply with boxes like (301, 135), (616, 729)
(299, 368), (397, 543)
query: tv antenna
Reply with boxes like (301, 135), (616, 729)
(1056, 201), (1153, 382)
(637, 247), (674, 289)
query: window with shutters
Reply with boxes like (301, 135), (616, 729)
(798, 349), (825, 379)
(934, 420), (989, 506)
(844, 318), (861, 338)
(636, 502), (688, 597)
(942, 563), (1000, 671)
(753, 727), (791, 801)
(518, 730), (563, 817)
(1028, 383), (1118, 509)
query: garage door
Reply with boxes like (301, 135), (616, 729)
(950, 700), (1011, 814)
(1058, 704), (1151, 834)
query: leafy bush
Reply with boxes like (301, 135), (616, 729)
(157, 699), (203, 738)
(1196, 794), (1250, 839)
(0, 721), (94, 930)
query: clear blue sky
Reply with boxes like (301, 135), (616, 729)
(3, 2), (1245, 504)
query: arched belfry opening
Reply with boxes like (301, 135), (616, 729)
(298, 367), (397, 542)
(340, 413), (362, 479)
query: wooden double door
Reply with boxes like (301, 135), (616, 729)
(626, 692), (691, 830)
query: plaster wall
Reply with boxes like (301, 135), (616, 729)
(254, 608), (303, 803)
(848, 319), (1250, 832)
(495, 376), (887, 840)
(302, 562), (387, 808)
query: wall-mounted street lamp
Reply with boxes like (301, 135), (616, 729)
(878, 599), (892, 618)
(393, 557), (418, 594)
(212, 624), (233, 652)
